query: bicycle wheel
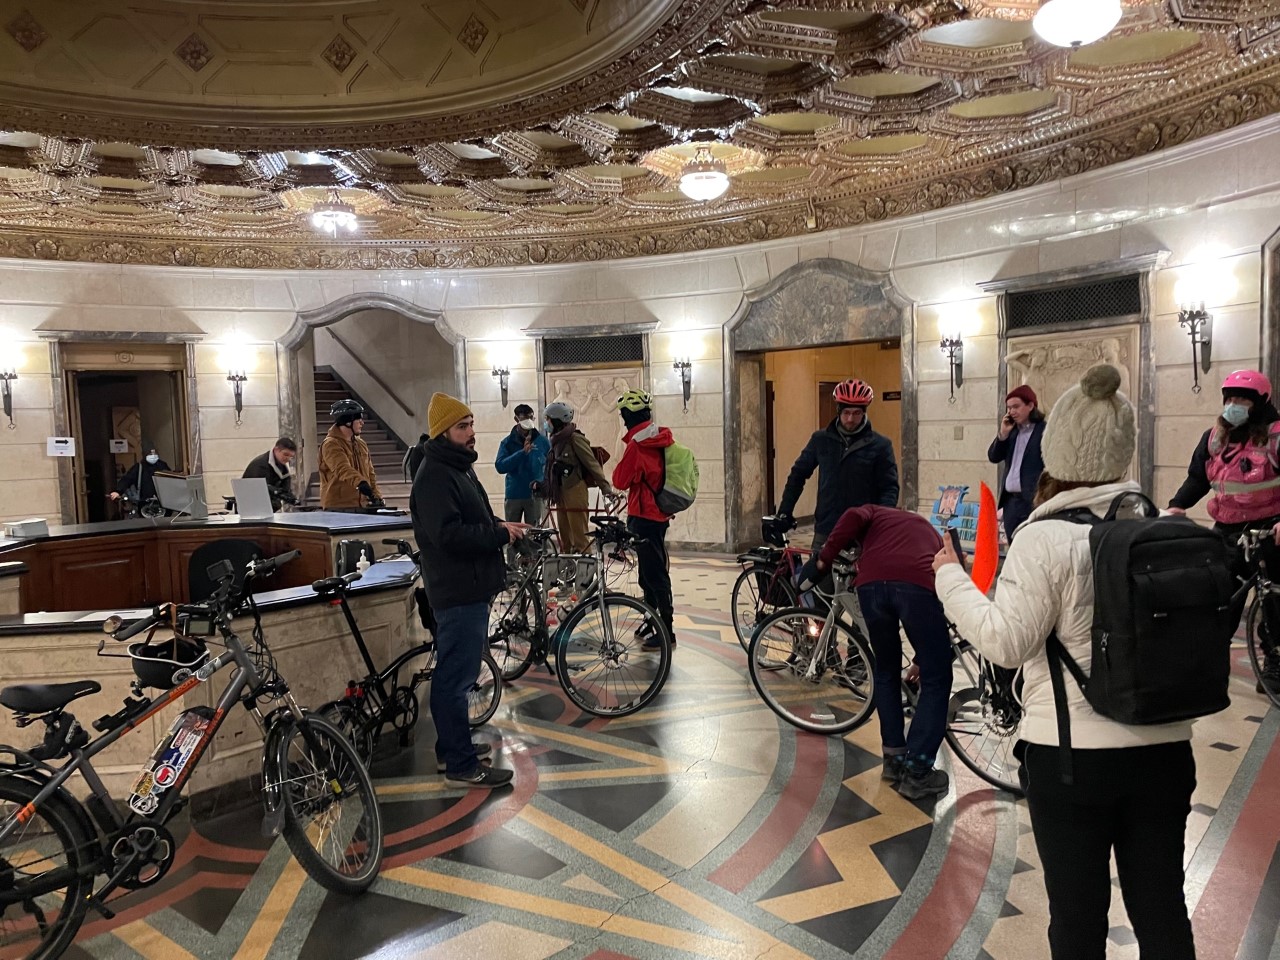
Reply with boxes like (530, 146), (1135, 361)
(278, 714), (384, 894)
(731, 566), (798, 651)
(1246, 593), (1280, 710)
(489, 582), (537, 681)
(748, 608), (875, 735)
(318, 698), (377, 766)
(945, 646), (1023, 795)
(0, 777), (93, 960)
(557, 595), (672, 717)
(469, 651), (502, 727)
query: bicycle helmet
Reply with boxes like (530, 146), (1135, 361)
(1222, 369), (1272, 402)
(616, 388), (653, 412)
(329, 398), (365, 427)
(128, 636), (210, 690)
(832, 379), (874, 406)
(544, 400), (574, 423)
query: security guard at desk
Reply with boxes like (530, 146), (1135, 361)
(319, 399), (385, 509)
(242, 436), (299, 510)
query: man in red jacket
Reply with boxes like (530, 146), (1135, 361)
(798, 505), (953, 799)
(613, 388), (676, 649)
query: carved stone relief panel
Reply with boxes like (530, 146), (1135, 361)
(543, 366), (642, 466)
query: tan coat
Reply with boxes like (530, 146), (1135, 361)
(319, 424), (382, 508)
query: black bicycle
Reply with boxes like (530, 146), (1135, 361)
(0, 551), (383, 960)
(317, 540), (501, 765)
(488, 516), (672, 717)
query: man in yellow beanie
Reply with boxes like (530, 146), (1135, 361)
(411, 392), (526, 788)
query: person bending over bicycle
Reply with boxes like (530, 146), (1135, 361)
(1167, 369), (1280, 694)
(797, 504), (953, 800)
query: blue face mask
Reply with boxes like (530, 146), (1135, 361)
(1223, 403), (1250, 427)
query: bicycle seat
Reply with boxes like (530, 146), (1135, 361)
(313, 571), (362, 595)
(0, 680), (101, 714)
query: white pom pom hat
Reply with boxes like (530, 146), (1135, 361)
(1040, 364), (1136, 483)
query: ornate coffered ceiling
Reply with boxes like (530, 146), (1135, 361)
(0, 0), (1277, 269)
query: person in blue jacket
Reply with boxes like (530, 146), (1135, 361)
(776, 379), (899, 557)
(495, 403), (550, 563)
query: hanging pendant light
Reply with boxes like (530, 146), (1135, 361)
(678, 145), (730, 202)
(309, 187), (358, 235)
(1033, 0), (1122, 48)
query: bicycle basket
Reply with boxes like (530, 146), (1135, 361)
(128, 636), (210, 689)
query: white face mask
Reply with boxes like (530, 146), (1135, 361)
(518, 419), (536, 431)
(145, 454), (159, 464)
(1223, 403), (1250, 427)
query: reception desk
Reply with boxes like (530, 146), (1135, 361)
(0, 556), (425, 801)
(0, 511), (414, 614)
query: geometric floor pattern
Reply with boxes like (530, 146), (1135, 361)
(58, 555), (1280, 959)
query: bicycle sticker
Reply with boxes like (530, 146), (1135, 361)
(128, 706), (214, 815)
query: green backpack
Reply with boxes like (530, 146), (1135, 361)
(655, 442), (699, 515)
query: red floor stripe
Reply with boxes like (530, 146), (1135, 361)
(706, 733), (828, 894)
(1192, 728), (1280, 960)
(883, 780), (998, 960)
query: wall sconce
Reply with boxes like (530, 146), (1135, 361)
(227, 369), (248, 426)
(491, 366), (510, 408)
(939, 336), (964, 403)
(1178, 301), (1213, 393)
(673, 358), (692, 412)
(0, 367), (16, 429)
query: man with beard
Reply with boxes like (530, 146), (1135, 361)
(411, 392), (524, 788)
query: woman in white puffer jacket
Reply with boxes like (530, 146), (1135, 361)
(933, 364), (1195, 960)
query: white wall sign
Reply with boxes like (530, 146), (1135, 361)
(108, 439), (129, 454)
(47, 437), (76, 457)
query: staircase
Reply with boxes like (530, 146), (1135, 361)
(307, 369), (412, 510)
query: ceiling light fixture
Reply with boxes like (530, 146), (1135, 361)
(310, 187), (358, 235)
(1033, 0), (1122, 48)
(678, 146), (730, 202)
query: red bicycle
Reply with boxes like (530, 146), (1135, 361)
(730, 516), (811, 651)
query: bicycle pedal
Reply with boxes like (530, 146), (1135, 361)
(86, 893), (117, 920)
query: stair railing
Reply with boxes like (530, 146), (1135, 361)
(322, 328), (415, 418)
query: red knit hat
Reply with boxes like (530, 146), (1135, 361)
(1006, 384), (1037, 407)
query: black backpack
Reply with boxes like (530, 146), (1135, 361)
(1042, 492), (1234, 782)
(402, 434), (428, 483)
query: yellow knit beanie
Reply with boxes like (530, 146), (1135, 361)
(427, 392), (473, 440)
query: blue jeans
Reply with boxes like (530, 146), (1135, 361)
(431, 600), (489, 775)
(856, 581), (953, 766)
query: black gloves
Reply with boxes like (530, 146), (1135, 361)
(369, 498), (386, 510)
(796, 559), (819, 593)
(357, 480), (374, 499)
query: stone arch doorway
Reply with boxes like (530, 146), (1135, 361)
(276, 292), (466, 490)
(722, 258), (915, 549)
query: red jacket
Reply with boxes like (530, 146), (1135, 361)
(819, 505), (942, 592)
(613, 421), (673, 522)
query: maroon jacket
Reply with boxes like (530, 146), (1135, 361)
(819, 505), (942, 592)
(613, 421), (673, 522)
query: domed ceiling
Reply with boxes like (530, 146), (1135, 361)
(0, 0), (1277, 270)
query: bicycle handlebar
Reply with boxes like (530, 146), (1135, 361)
(112, 608), (165, 642)
(249, 549), (301, 577)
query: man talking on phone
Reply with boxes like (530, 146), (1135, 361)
(795, 505), (954, 800)
(987, 384), (1046, 542)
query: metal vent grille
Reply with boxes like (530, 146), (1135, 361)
(543, 334), (645, 367)
(1006, 275), (1142, 331)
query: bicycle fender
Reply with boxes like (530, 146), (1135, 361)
(259, 712), (296, 839)
(0, 751), (103, 859)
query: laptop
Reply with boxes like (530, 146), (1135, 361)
(231, 477), (275, 520)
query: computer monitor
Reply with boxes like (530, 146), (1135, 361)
(230, 477), (274, 520)
(154, 474), (209, 521)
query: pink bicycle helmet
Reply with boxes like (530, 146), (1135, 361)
(1222, 369), (1272, 401)
(833, 379), (874, 406)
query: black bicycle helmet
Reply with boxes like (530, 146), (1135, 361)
(330, 398), (365, 427)
(128, 637), (210, 690)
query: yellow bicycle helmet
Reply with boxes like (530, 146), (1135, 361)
(616, 388), (653, 412)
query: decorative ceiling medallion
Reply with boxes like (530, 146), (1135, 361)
(457, 15), (489, 55)
(322, 35), (358, 74)
(5, 9), (46, 53)
(174, 34), (213, 73)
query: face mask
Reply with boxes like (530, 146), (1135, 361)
(518, 419), (536, 431)
(1223, 403), (1250, 427)
(145, 454), (159, 464)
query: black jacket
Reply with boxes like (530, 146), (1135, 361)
(410, 437), (509, 611)
(986, 414), (1046, 509)
(116, 459), (170, 500)
(778, 418), (899, 535)
(242, 450), (294, 509)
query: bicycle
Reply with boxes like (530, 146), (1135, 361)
(1234, 525), (1280, 708)
(730, 515), (811, 651)
(487, 515), (672, 717)
(317, 539), (501, 765)
(746, 556), (1024, 793)
(0, 551), (383, 960)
